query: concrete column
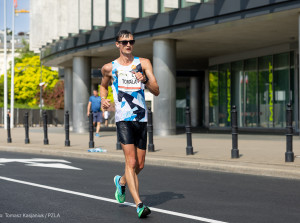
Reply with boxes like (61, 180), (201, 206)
(153, 39), (176, 135)
(72, 57), (91, 133)
(190, 77), (199, 127)
(64, 67), (73, 128)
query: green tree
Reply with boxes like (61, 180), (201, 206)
(14, 55), (59, 106)
(0, 38), (60, 108)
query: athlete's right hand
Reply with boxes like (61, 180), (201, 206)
(101, 99), (111, 110)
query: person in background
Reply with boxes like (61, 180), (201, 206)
(87, 89), (102, 137)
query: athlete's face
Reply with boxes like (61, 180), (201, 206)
(116, 34), (134, 55)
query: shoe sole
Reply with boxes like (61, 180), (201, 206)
(139, 207), (151, 218)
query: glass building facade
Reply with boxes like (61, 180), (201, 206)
(209, 51), (295, 129)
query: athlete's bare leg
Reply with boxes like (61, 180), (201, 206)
(119, 144), (146, 206)
(134, 147), (146, 194)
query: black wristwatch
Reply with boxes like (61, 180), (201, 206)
(142, 75), (149, 84)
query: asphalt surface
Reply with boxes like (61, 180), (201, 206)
(0, 151), (300, 223)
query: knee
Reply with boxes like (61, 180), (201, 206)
(126, 158), (137, 169)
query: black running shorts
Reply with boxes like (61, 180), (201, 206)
(116, 121), (147, 150)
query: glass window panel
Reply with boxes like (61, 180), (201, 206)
(273, 53), (289, 128)
(244, 59), (258, 127)
(176, 80), (188, 126)
(258, 55), (273, 128)
(290, 51), (294, 103)
(210, 51), (294, 130)
(209, 66), (218, 126)
(219, 64), (231, 127)
(231, 61), (244, 127)
(290, 51), (295, 127)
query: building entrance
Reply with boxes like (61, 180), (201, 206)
(209, 51), (295, 130)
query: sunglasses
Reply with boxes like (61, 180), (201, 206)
(118, 40), (135, 46)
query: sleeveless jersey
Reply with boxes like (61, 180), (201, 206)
(111, 57), (148, 122)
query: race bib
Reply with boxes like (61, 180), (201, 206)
(118, 69), (142, 92)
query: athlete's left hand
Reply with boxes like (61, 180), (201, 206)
(101, 98), (111, 110)
(134, 72), (146, 83)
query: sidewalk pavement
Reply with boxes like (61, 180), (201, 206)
(0, 127), (300, 180)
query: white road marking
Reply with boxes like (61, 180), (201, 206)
(0, 158), (81, 170)
(26, 163), (81, 170)
(0, 176), (227, 223)
(0, 158), (71, 163)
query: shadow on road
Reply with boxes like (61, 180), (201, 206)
(141, 192), (185, 206)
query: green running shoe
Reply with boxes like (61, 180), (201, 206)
(114, 175), (126, 203)
(137, 203), (151, 218)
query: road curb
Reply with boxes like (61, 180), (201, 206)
(1, 146), (300, 180)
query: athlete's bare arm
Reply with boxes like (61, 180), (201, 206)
(100, 63), (113, 110)
(138, 58), (160, 96)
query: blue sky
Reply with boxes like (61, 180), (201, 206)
(0, 0), (30, 33)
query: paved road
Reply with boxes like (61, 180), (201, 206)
(0, 151), (299, 223)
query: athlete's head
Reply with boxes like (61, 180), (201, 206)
(115, 30), (133, 42)
(116, 30), (135, 55)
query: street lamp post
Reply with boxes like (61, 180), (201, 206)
(11, 0), (16, 128)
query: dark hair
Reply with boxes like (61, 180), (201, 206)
(116, 30), (133, 42)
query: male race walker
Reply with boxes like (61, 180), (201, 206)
(100, 30), (160, 218)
